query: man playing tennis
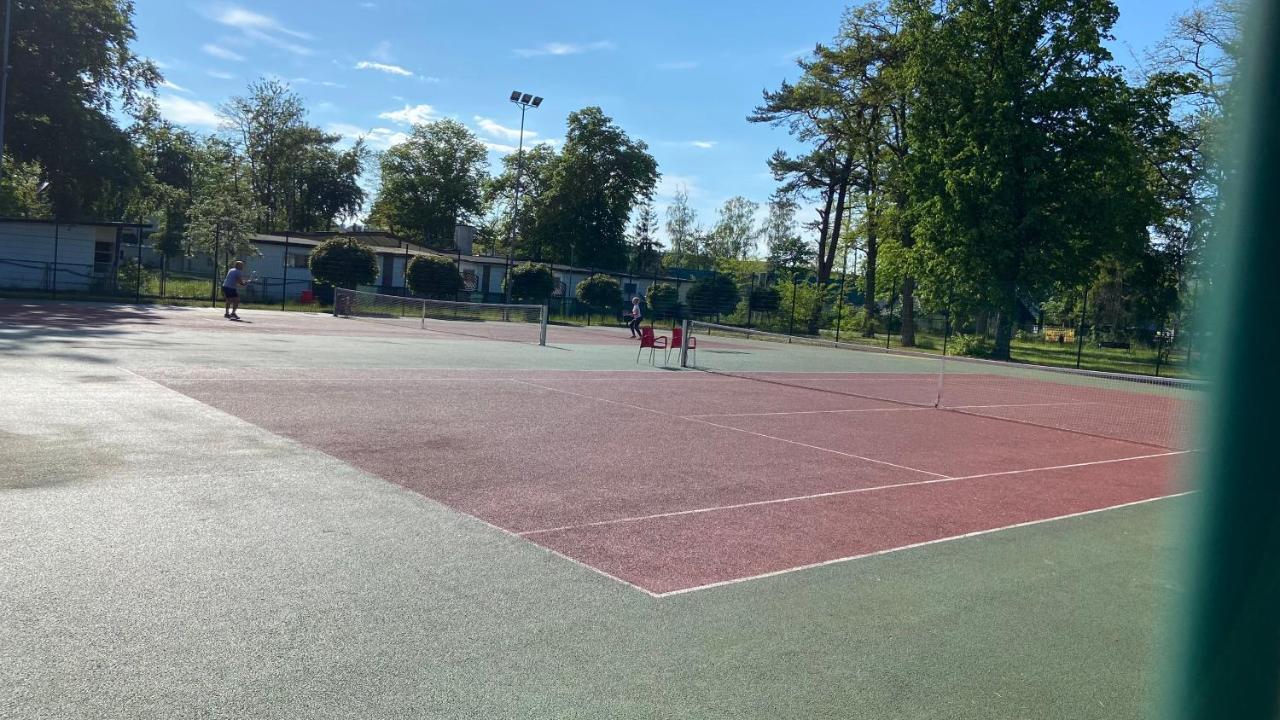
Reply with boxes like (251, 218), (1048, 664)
(222, 260), (247, 320)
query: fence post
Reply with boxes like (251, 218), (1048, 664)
(1154, 330), (1165, 377)
(1075, 288), (1089, 369)
(942, 293), (952, 356)
(282, 233), (290, 311)
(787, 274), (798, 340)
(135, 222), (143, 303)
(211, 223), (221, 307)
(51, 217), (59, 299)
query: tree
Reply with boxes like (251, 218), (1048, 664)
(485, 144), (557, 260)
(505, 262), (555, 302)
(686, 273), (741, 318)
(646, 283), (680, 319)
(406, 255), (462, 299)
(750, 285), (782, 313)
(368, 119), (488, 248)
(526, 107), (659, 269)
(706, 196), (761, 261)
(1, 0), (159, 217)
(663, 187), (705, 269)
(629, 201), (663, 274)
(185, 138), (261, 268)
(903, 0), (1155, 359)
(0, 155), (52, 217)
(220, 79), (368, 232)
(308, 236), (378, 290)
(576, 274), (623, 321)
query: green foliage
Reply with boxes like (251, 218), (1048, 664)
(749, 285), (782, 313)
(576, 274), (623, 312)
(705, 196), (761, 261)
(369, 118), (488, 248)
(406, 255), (463, 299)
(114, 258), (155, 295)
(308, 237), (378, 289)
(485, 144), (557, 259)
(663, 186), (708, 270)
(525, 107), (659, 270)
(951, 334), (992, 358)
(3, 0), (159, 217)
(686, 273), (741, 317)
(645, 283), (680, 317)
(903, 0), (1155, 358)
(0, 155), (52, 217)
(629, 201), (663, 274)
(221, 79), (367, 231)
(505, 262), (555, 302)
(184, 138), (261, 262)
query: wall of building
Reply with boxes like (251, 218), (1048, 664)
(0, 221), (115, 292)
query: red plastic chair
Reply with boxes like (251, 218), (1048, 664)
(666, 325), (697, 365)
(636, 326), (668, 365)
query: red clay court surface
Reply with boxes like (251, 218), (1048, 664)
(142, 365), (1192, 597)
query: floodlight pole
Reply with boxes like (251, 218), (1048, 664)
(505, 92), (540, 303)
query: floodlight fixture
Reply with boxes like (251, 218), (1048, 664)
(531, 96), (543, 107)
(510, 90), (521, 102)
(520, 93), (533, 104)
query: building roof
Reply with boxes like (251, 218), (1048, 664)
(0, 217), (154, 229)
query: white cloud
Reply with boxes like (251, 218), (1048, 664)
(328, 123), (408, 150)
(378, 104), (439, 125)
(482, 140), (519, 154)
(157, 95), (221, 128)
(160, 79), (191, 93)
(206, 70), (236, 80)
(289, 77), (346, 88)
(689, 140), (717, 149)
(202, 44), (245, 62)
(473, 116), (535, 142)
(211, 6), (313, 56)
(360, 1), (377, 7)
(514, 40), (615, 58)
(355, 61), (414, 77)
(657, 60), (698, 71)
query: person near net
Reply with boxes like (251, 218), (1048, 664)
(627, 296), (643, 338)
(222, 260), (247, 320)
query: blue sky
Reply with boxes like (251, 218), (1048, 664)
(137, 0), (1198, 233)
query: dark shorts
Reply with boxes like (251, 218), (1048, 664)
(222, 286), (238, 299)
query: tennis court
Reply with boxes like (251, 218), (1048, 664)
(134, 305), (1198, 597)
(2, 298), (1204, 718)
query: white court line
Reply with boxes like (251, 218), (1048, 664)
(654, 491), (1196, 597)
(508, 379), (948, 480)
(517, 450), (1189, 537)
(685, 406), (934, 419)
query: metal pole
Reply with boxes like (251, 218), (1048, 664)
(135, 223), (142, 303)
(787, 274), (798, 340)
(1075, 288), (1088, 369)
(835, 246), (849, 343)
(0, 0), (13, 184)
(212, 222), (221, 307)
(679, 319), (691, 367)
(281, 233), (289, 311)
(505, 103), (528, 304)
(51, 217), (58, 299)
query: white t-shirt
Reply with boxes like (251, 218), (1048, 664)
(222, 268), (242, 289)
(631, 302), (641, 319)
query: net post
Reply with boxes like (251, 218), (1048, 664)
(539, 304), (548, 346)
(679, 319), (692, 367)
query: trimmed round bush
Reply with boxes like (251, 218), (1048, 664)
(505, 262), (555, 302)
(686, 273), (741, 317)
(577, 274), (623, 313)
(309, 236), (378, 290)
(407, 254), (463, 299)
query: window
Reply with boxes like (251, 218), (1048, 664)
(93, 241), (114, 275)
(461, 269), (479, 292)
(287, 253), (310, 269)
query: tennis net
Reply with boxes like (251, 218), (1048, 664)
(681, 320), (1202, 450)
(334, 288), (548, 346)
